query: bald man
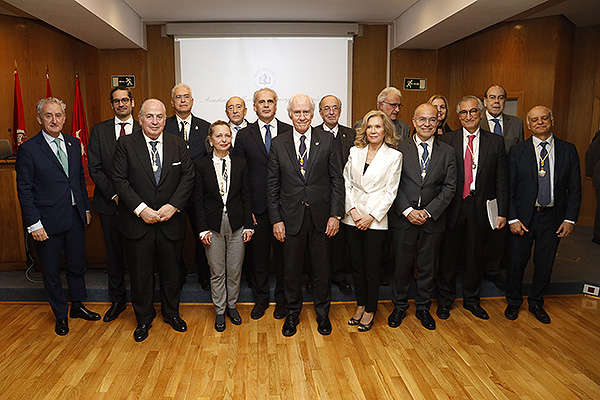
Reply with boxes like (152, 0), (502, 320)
(226, 96), (249, 146)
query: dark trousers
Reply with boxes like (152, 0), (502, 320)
(283, 207), (331, 318)
(392, 226), (442, 312)
(345, 225), (385, 313)
(330, 224), (350, 283)
(482, 225), (508, 276)
(35, 206), (87, 319)
(251, 211), (285, 305)
(99, 213), (126, 303)
(506, 208), (560, 308)
(594, 189), (600, 243)
(438, 196), (488, 307)
(126, 228), (182, 325)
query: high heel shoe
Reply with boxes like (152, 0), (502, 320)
(348, 316), (361, 326)
(357, 313), (374, 332)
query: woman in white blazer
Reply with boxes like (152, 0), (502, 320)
(343, 110), (403, 331)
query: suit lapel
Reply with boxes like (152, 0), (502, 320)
(526, 138), (538, 182)
(250, 123), (268, 158)
(477, 131), (490, 180)
(160, 134), (174, 185)
(553, 138), (563, 187)
(454, 132), (465, 181)
(65, 135), (80, 178)
(422, 140), (440, 185)
(305, 129), (321, 180)
(37, 133), (64, 173)
(283, 134), (304, 180)
(132, 132), (157, 185)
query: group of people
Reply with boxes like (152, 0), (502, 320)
(15, 82), (582, 341)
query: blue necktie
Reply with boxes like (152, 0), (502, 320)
(420, 142), (429, 180)
(538, 141), (550, 206)
(491, 118), (502, 136)
(264, 124), (272, 154)
(150, 141), (162, 184)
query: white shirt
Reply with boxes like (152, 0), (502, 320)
(293, 128), (312, 160)
(175, 114), (192, 142)
(134, 133), (164, 216)
(322, 124), (339, 138)
(462, 127), (481, 192)
(403, 135), (435, 217)
(258, 119), (278, 144)
(485, 110), (504, 133)
(114, 116), (134, 139)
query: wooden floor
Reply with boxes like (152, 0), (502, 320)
(1, 296), (599, 400)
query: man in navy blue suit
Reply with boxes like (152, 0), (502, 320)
(16, 97), (101, 336)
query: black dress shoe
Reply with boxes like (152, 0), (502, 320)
(164, 316), (187, 332)
(528, 304), (551, 324)
(273, 303), (287, 320)
(505, 305), (520, 320)
(133, 323), (152, 342)
(416, 310), (436, 330)
(55, 318), (69, 336)
(464, 304), (490, 320)
(103, 302), (126, 322)
(226, 308), (242, 325)
(215, 314), (226, 332)
(334, 280), (352, 293)
(483, 273), (506, 290)
(282, 314), (299, 337)
(316, 315), (332, 335)
(251, 303), (269, 320)
(436, 305), (451, 320)
(70, 305), (101, 321)
(387, 308), (406, 328)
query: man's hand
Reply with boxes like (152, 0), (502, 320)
(510, 220), (529, 236)
(86, 211), (92, 226)
(31, 227), (49, 241)
(556, 221), (574, 238)
(407, 210), (426, 225)
(496, 216), (507, 230)
(201, 232), (212, 245)
(252, 213), (257, 226)
(243, 230), (253, 242)
(113, 195), (119, 205)
(325, 217), (340, 237)
(157, 204), (177, 221)
(140, 207), (161, 224)
(273, 221), (286, 242)
(355, 214), (375, 231)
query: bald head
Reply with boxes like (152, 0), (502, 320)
(412, 103), (438, 142)
(526, 105), (554, 140)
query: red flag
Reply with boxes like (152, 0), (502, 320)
(71, 76), (91, 183)
(45, 72), (52, 98)
(13, 70), (27, 151)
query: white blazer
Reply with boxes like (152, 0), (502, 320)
(342, 143), (403, 230)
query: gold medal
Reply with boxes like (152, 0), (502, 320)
(472, 162), (476, 169)
(152, 163), (158, 172)
(539, 169), (546, 177)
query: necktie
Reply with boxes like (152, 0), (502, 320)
(462, 135), (475, 199)
(491, 118), (502, 136)
(264, 124), (272, 154)
(222, 158), (228, 185)
(150, 141), (161, 184)
(538, 141), (551, 206)
(298, 135), (307, 179)
(53, 138), (69, 177)
(234, 126), (241, 132)
(420, 142), (429, 180)
(119, 122), (127, 137)
(180, 121), (188, 142)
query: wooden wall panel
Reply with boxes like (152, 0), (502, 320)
(146, 25), (176, 109)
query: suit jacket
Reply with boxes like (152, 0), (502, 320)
(112, 130), (194, 241)
(585, 130), (600, 188)
(165, 114), (210, 161)
(16, 131), (90, 235)
(508, 137), (581, 229)
(194, 153), (252, 233)
(88, 118), (141, 215)
(480, 113), (524, 154)
(342, 143), (402, 230)
(389, 138), (457, 233)
(266, 127), (344, 235)
(440, 128), (509, 231)
(232, 119), (292, 215)
(316, 123), (355, 165)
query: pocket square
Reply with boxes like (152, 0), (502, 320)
(172, 161), (182, 166)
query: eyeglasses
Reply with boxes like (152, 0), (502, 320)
(174, 94), (191, 101)
(458, 108), (480, 118)
(112, 97), (131, 105)
(321, 106), (339, 112)
(382, 101), (402, 109)
(416, 117), (438, 125)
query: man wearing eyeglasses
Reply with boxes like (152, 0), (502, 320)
(112, 99), (194, 342)
(354, 87), (411, 143)
(88, 86), (140, 323)
(437, 95), (508, 321)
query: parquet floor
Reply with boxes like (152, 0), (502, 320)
(0, 295), (599, 399)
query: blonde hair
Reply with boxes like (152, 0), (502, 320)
(354, 110), (397, 148)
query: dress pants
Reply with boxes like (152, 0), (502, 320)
(251, 211), (285, 305)
(330, 223), (350, 283)
(482, 225), (508, 276)
(204, 211), (245, 314)
(99, 212), (126, 303)
(506, 208), (560, 307)
(126, 227), (182, 325)
(392, 226), (442, 311)
(345, 225), (385, 313)
(437, 196), (487, 308)
(283, 206), (331, 318)
(35, 206), (87, 319)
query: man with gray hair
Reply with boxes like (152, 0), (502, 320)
(355, 87), (411, 142)
(266, 93), (344, 337)
(16, 97), (100, 336)
(437, 95), (508, 321)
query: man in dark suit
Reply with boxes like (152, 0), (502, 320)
(353, 87), (411, 142)
(317, 94), (355, 293)
(585, 129), (600, 245)
(233, 88), (291, 320)
(88, 86), (140, 322)
(225, 96), (249, 146)
(112, 99), (194, 342)
(16, 97), (101, 336)
(388, 103), (457, 330)
(266, 93), (344, 337)
(165, 83), (211, 290)
(437, 95), (508, 320)
(505, 106), (581, 324)
(480, 85), (525, 289)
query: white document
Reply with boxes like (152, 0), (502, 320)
(486, 198), (498, 230)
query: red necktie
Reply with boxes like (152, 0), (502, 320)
(119, 122), (127, 137)
(462, 135), (475, 199)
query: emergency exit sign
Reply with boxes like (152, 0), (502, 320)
(111, 75), (135, 88)
(404, 78), (427, 91)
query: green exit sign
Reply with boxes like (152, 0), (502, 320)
(111, 75), (135, 88)
(404, 78), (427, 91)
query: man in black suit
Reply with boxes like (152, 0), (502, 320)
(165, 83), (211, 290)
(505, 106), (581, 324)
(88, 86), (140, 322)
(112, 99), (194, 342)
(437, 95), (508, 320)
(225, 96), (249, 146)
(480, 85), (525, 289)
(266, 93), (344, 337)
(233, 88), (291, 320)
(388, 103), (457, 330)
(585, 129), (600, 245)
(317, 94), (355, 293)
(16, 97), (100, 336)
